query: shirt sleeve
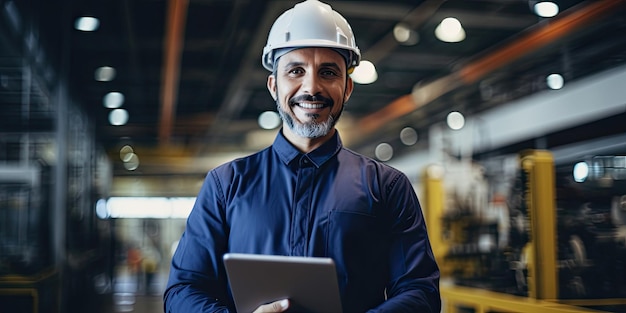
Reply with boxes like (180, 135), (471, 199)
(163, 169), (233, 313)
(368, 172), (441, 313)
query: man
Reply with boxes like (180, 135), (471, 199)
(164, 1), (440, 312)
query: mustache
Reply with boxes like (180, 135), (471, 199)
(288, 94), (334, 107)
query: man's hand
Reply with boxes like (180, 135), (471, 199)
(253, 299), (290, 313)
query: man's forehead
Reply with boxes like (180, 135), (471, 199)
(278, 47), (346, 67)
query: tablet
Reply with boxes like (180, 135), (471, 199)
(223, 253), (343, 313)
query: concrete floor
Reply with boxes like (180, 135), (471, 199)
(101, 267), (168, 313)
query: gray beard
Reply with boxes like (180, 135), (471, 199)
(276, 100), (342, 138)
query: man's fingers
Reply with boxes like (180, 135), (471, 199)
(273, 299), (289, 311)
(253, 299), (289, 313)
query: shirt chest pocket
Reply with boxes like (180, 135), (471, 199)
(325, 210), (387, 258)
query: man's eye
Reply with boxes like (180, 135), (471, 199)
(288, 68), (304, 75)
(321, 70), (339, 77)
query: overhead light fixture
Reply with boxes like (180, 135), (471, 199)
(95, 66), (116, 82)
(435, 17), (466, 43)
(375, 143), (393, 162)
(103, 197), (195, 219)
(446, 111), (465, 130)
(75, 16), (100, 32)
(104, 91), (125, 108)
(258, 111), (281, 129)
(95, 199), (109, 219)
(546, 73), (564, 90)
(350, 60), (377, 84)
(393, 23), (419, 46)
(123, 153), (140, 171)
(573, 161), (589, 183)
(399, 127), (418, 146)
(109, 108), (129, 126)
(531, 1), (559, 18)
(119, 145), (134, 161)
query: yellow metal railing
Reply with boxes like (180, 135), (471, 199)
(442, 285), (604, 313)
(0, 268), (59, 313)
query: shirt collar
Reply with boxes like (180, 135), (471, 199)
(273, 129), (343, 168)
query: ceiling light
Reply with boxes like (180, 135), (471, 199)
(95, 199), (108, 219)
(258, 111), (281, 129)
(119, 145), (134, 161)
(546, 73), (564, 90)
(109, 108), (129, 126)
(95, 66), (116, 82)
(435, 17), (466, 43)
(375, 143), (393, 162)
(75, 16), (100, 32)
(393, 23), (419, 46)
(400, 127), (418, 146)
(104, 91), (125, 108)
(350, 60), (377, 84)
(446, 111), (465, 130)
(123, 153), (140, 171)
(573, 162), (589, 183)
(533, 1), (559, 18)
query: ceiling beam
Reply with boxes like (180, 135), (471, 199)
(356, 0), (624, 139)
(158, 0), (188, 146)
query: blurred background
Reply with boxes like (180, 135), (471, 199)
(1, 0), (625, 312)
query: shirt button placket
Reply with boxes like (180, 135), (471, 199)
(292, 156), (314, 256)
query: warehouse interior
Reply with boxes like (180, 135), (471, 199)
(1, 0), (626, 312)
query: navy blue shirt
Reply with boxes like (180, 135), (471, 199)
(164, 130), (440, 313)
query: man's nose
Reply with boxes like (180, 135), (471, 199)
(301, 72), (322, 95)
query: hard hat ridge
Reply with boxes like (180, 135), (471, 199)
(262, 0), (361, 72)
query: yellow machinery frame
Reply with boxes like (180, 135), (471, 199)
(521, 149), (558, 300)
(422, 150), (623, 312)
(0, 268), (59, 313)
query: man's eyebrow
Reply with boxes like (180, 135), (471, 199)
(320, 62), (341, 71)
(281, 61), (342, 71)
(282, 61), (305, 70)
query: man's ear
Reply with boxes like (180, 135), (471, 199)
(344, 76), (354, 103)
(267, 74), (277, 100)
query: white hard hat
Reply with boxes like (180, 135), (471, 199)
(262, 0), (361, 72)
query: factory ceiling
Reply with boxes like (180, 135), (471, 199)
(2, 0), (626, 178)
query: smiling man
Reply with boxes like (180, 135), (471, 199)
(164, 1), (440, 312)
(269, 47), (352, 151)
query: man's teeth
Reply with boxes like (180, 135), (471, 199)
(298, 103), (324, 109)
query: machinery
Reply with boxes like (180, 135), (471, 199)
(555, 156), (626, 303)
(423, 150), (626, 312)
